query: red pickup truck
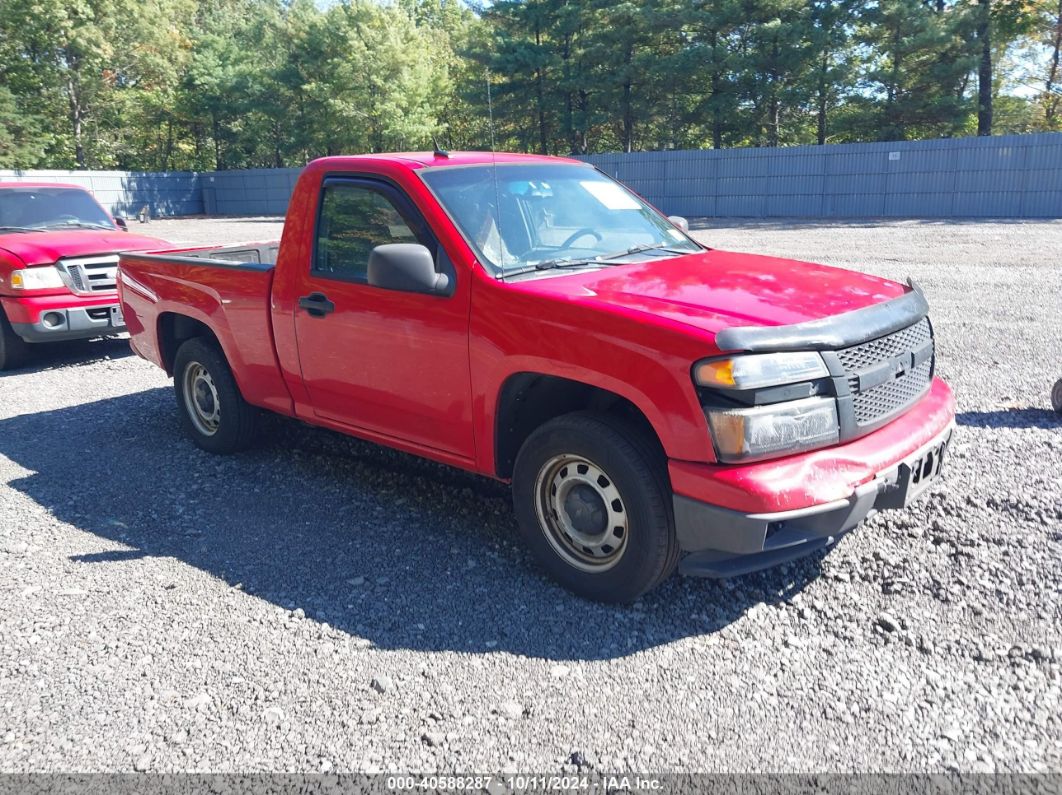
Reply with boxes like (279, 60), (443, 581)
(0, 183), (168, 370)
(118, 152), (955, 602)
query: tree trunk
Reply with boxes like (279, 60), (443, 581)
(817, 50), (829, 145)
(885, 24), (903, 139)
(976, 0), (993, 136)
(1046, 0), (1062, 125)
(212, 114), (223, 171)
(65, 55), (85, 169)
(71, 105), (84, 169)
(767, 40), (781, 147)
(535, 24), (548, 155)
(561, 35), (576, 154)
(623, 80), (633, 152)
(710, 31), (723, 149)
(577, 90), (590, 154)
(163, 119), (174, 171)
(622, 45), (634, 152)
(273, 120), (283, 168)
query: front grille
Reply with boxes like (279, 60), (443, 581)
(57, 255), (119, 296)
(851, 359), (933, 424)
(830, 317), (934, 432)
(836, 318), (932, 389)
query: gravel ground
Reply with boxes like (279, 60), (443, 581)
(1, 217), (1060, 775)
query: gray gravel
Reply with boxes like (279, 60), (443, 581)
(1, 217), (1060, 774)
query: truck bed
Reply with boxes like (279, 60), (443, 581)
(137, 241), (280, 268)
(117, 240), (293, 416)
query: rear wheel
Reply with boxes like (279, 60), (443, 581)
(512, 411), (678, 603)
(1053, 378), (1062, 414)
(0, 308), (31, 372)
(173, 337), (258, 453)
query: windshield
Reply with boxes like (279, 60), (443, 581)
(419, 163), (700, 275)
(0, 187), (115, 231)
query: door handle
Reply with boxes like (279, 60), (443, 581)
(298, 292), (335, 317)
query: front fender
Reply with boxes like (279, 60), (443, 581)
(469, 279), (718, 475)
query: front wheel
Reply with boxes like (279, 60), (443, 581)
(0, 308), (31, 371)
(1053, 378), (1062, 414)
(173, 337), (258, 453)
(512, 412), (678, 603)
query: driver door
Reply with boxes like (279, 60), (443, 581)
(292, 177), (474, 460)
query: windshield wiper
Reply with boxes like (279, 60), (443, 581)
(598, 241), (696, 260)
(0, 226), (42, 234)
(534, 257), (604, 271)
(499, 241), (698, 280)
(498, 257), (611, 279)
(41, 221), (115, 230)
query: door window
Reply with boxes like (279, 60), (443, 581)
(314, 184), (419, 282)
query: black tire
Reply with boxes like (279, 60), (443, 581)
(1053, 378), (1062, 414)
(0, 307), (31, 372)
(173, 337), (258, 453)
(512, 411), (678, 603)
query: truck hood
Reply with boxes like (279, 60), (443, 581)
(0, 230), (169, 267)
(521, 249), (908, 337)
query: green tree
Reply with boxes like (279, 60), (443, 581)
(0, 87), (48, 168)
(859, 0), (976, 140)
(807, 0), (864, 144)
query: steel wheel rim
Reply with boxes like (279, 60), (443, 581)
(183, 361), (221, 436)
(534, 454), (628, 572)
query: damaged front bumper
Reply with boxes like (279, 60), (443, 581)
(672, 391), (955, 578)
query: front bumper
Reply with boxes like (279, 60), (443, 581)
(3, 294), (125, 342)
(671, 378), (956, 578)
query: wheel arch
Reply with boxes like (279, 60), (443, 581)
(157, 312), (222, 376)
(493, 371), (666, 480)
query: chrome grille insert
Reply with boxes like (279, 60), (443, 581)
(56, 255), (119, 296)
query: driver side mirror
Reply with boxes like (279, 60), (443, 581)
(668, 215), (689, 233)
(114, 217), (129, 231)
(367, 244), (451, 296)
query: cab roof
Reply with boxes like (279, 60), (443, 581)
(309, 151), (587, 171)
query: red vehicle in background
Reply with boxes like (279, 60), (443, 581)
(118, 152), (955, 602)
(0, 183), (168, 370)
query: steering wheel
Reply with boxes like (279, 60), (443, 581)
(559, 228), (602, 249)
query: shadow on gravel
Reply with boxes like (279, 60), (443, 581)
(956, 408), (1061, 429)
(0, 337), (132, 376)
(0, 390), (823, 661)
(688, 217), (1062, 231)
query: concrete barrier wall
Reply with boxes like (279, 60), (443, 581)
(0, 169), (202, 217)
(580, 132), (1062, 218)
(3, 132), (1060, 219)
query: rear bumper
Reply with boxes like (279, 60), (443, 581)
(2, 294), (124, 342)
(670, 378), (956, 578)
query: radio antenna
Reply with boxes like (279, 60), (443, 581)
(486, 69), (497, 153)
(485, 69), (506, 272)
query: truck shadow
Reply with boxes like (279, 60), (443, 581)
(956, 408), (1061, 430)
(0, 337), (133, 376)
(0, 390), (823, 661)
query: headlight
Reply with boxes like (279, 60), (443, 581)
(707, 397), (839, 463)
(9, 266), (65, 290)
(694, 352), (828, 390)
